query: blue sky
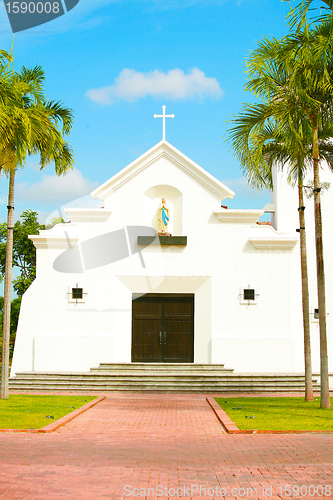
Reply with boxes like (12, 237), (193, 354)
(0, 0), (293, 226)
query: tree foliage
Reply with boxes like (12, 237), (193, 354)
(0, 210), (44, 297)
(0, 296), (20, 361)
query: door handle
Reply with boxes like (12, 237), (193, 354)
(159, 332), (162, 345)
(163, 332), (166, 345)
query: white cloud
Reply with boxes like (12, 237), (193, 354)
(15, 168), (99, 206)
(86, 68), (223, 105)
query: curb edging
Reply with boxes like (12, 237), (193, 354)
(206, 397), (240, 433)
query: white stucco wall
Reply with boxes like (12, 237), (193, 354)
(11, 142), (333, 376)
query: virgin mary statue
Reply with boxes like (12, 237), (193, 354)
(157, 198), (170, 235)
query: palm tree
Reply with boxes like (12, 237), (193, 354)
(0, 51), (19, 175)
(227, 103), (333, 401)
(0, 62), (74, 400)
(284, 0), (333, 408)
(286, 0), (333, 31)
(245, 24), (333, 408)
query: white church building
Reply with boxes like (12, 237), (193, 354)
(10, 130), (333, 381)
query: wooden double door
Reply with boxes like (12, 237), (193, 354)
(132, 294), (194, 362)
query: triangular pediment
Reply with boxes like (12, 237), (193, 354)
(91, 140), (235, 201)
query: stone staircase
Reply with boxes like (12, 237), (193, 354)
(8, 363), (321, 392)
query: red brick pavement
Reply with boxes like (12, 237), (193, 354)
(0, 393), (332, 500)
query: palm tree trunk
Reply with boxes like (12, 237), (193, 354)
(313, 126), (330, 409)
(298, 176), (313, 401)
(0, 168), (15, 399)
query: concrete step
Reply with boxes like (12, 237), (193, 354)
(90, 369), (236, 375)
(93, 363), (231, 370)
(8, 363), (321, 392)
(11, 372), (319, 381)
(9, 383), (320, 392)
(9, 376), (317, 385)
(9, 378), (320, 392)
(11, 373), (241, 380)
(91, 365), (235, 374)
(10, 377), (318, 387)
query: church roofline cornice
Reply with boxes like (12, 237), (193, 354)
(248, 236), (299, 250)
(29, 235), (79, 249)
(91, 140), (235, 201)
(63, 208), (111, 223)
(214, 209), (265, 224)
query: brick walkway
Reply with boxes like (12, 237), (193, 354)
(0, 394), (332, 499)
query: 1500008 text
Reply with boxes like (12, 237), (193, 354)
(5, 2), (60, 14)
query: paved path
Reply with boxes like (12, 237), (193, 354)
(0, 394), (332, 499)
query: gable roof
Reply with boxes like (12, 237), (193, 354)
(91, 140), (235, 201)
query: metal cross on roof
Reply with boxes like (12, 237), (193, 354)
(154, 105), (175, 141)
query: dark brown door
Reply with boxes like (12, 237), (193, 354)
(132, 294), (194, 362)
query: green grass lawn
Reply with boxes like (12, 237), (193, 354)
(215, 397), (333, 431)
(0, 395), (96, 429)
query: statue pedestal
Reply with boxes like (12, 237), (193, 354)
(137, 235), (187, 246)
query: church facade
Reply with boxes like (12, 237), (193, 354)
(10, 140), (333, 381)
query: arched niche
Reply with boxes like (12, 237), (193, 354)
(143, 185), (183, 235)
